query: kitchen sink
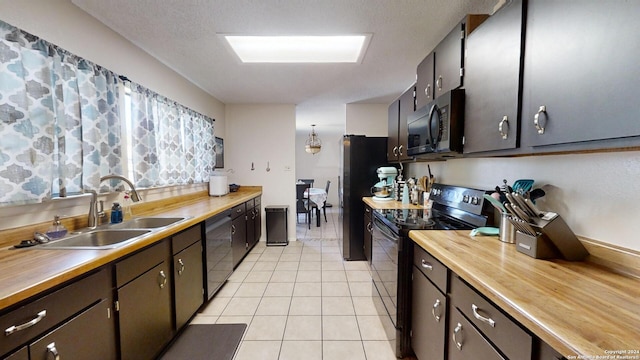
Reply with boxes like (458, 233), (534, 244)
(38, 229), (151, 249)
(108, 217), (188, 229)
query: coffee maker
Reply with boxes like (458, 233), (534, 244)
(371, 167), (398, 200)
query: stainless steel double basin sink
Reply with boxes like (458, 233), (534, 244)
(38, 217), (190, 250)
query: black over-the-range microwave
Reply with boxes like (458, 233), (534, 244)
(407, 88), (465, 158)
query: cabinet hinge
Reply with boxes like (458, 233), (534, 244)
(462, 136), (466, 145)
(460, 29), (465, 40)
(114, 300), (120, 312)
(107, 307), (112, 319)
(460, 67), (464, 77)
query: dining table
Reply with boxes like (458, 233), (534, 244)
(304, 187), (328, 227)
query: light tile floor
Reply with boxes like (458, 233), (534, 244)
(191, 207), (400, 360)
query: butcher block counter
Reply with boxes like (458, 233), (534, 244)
(410, 230), (640, 359)
(0, 187), (262, 311)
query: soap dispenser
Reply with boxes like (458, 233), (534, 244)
(111, 202), (123, 224)
(45, 215), (68, 239)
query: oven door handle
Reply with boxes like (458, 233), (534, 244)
(372, 217), (401, 242)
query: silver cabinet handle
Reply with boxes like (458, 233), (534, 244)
(392, 146), (398, 157)
(47, 342), (60, 360)
(236, 208), (243, 213)
(231, 224), (236, 235)
(177, 258), (185, 276)
(158, 270), (167, 289)
(432, 299), (442, 322)
(5, 310), (47, 336)
(398, 145), (404, 156)
(452, 322), (464, 350)
(436, 76), (443, 91)
(421, 259), (433, 271)
(426, 84), (432, 100)
(367, 222), (373, 233)
(534, 105), (547, 134)
(499, 116), (509, 140)
(472, 304), (495, 327)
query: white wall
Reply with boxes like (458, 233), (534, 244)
(345, 103), (388, 136)
(405, 150), (640, 252)
(225, 105), (297, 242)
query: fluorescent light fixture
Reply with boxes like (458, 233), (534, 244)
(223, 35), (370, 63)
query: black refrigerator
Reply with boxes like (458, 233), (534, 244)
(339, 135), (388, 260)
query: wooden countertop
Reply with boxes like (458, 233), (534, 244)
(0, 187), (262, 311)
(410, 230), (640, 358)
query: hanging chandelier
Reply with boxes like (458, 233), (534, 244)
(305, 124), (322, 154)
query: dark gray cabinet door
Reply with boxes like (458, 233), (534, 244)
(448, 307), (505, 360)
(30, 298), (116, 360)
(253, 204), (262, 247)
(434, 23), (464, 99)
(232, 215), (247, 267)
(411, 267), (447, 360)
(416, 53), (435, 110)
(363, 206), (372, 263)
(173, 240), (204, 330)
(521, 1), (640, 147)
(387, 99), (400, 162)
(464, 0), (524, 154)
(398, 85), (415, 161)
(118, 261), (173, 360)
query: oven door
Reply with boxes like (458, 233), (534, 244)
(371, 215), (401, 327)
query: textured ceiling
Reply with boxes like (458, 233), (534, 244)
(72, 0), (497, 126)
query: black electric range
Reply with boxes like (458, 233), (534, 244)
(370, 183), (491, 358)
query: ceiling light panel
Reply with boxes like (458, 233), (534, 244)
(223, 35), (370, 63)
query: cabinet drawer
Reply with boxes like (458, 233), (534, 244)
(0, 269), (111, 356)
(231, 203), (245, 219)
(30, 298), (116, 360)
(116, 239), (170, 288)
(448, 307), (505, 360)
(451, 274), (533, 360)
(172, 224), (202, 255)
(413, 244), (449, 293)
(253, 196), (261, 207)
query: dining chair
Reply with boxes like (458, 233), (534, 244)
(311, 180), (331, 223)
(296, 183), (311, 229)
(298, 179), (314, 188)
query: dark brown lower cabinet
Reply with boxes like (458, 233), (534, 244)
(173, 240), (204, 330)
(448, 307), (505, 360)
(30, 298), (116, 360)
(116, 241), (173, 360)
(3, 347), (27, 360)
(411, 266), (447, 360)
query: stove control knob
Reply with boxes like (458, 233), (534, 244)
(471, 197), (479, 205)
(463, 195), (469, 203)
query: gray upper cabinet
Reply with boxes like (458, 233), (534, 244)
(416, 15), (488, 112)
(463, 0), (525, 154)
(521, 0), (640, 148)
(387, 85), (415, 162)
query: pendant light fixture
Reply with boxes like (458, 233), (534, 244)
(305, 124), (322, 154)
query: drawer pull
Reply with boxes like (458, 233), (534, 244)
(421, 259), (433, 271)
(452, 322), (464, 350)
(158, 270), (168, 289)
(472, 304), (496, 327)
(5, 310), (47, 336)
(177, 258), (185, 276)
(47, 342), (60, 360)
(432, 299), (442, 322)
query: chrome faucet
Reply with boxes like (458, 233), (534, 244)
(87, 175), (142, 228)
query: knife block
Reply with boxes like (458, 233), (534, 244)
(530, 212), (589, 261)
(515, 231), (558, 259)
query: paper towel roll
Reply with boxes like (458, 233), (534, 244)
(209, 173), (228, 196)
